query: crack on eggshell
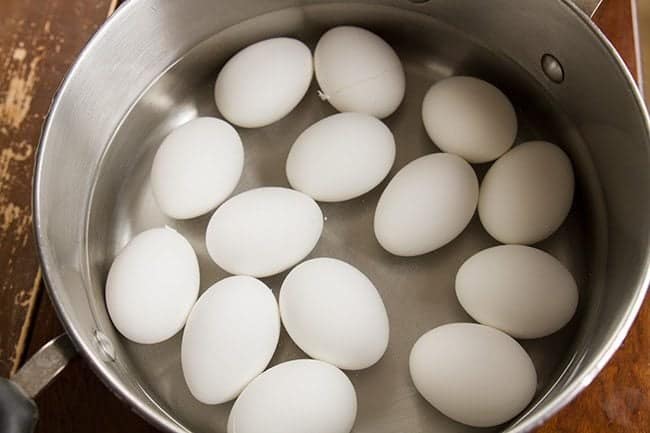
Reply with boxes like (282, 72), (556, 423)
(327, 67), (392, 98)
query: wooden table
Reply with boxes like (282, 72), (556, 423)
(0, 0), (647, 432)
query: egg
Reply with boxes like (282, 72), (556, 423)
(374, 153), (479, 256)
(478, 140), (575, 244)
(150, 117), (244, 219)
(214, 37), (313, 128)
(279, 258), (389, 370)
(286, 113), (395, 202)
(456, 245), (578, 338)
(422, 76), (517, 163)
(106, 227), (199, 344)
(206, 187), (323, 277)
(181, 276), (279, 404)
(227, 359), (357, 433)
(409, 323), (537, 427)
(314, 26), (405, 118)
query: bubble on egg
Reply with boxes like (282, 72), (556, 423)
(422, 76), (517, 163)
(279, 257), (390, 370)
(106, 227), (199, 344)
(286, 112), (395, 202)
(150, 117), (244, 220)
(314, 26), (405, 119)
(214, 37), (313, 128)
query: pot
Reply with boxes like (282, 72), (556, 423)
(1, 0), (649, 432)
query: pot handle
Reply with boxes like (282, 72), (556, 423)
(573, 0), (603, 17)
(0, 378), (38, 433)
(0, 334), (77, 433)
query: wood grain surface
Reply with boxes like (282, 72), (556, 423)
(0, 0), (115, 378)
(593, 0), (642, 82)
(0, 0), (646, 432)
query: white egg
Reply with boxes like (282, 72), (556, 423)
(314, 26), (405, 119)
(214, 37), (313, 128)
(181, 276), (279, 404)
(456, 245), (578, 339)
(478, 140), (575, 244)
(206, 187), (323, 277)
(374, 153), (479, 256)
(422, 76), (517, 163)
(286, 113), (395, 202)
(279, 258), (389, 370)
(409, 323), (537, 427)
(228, 359), (357, 433)
(106, 227), (199, 344)
(150, 117), (244, 219)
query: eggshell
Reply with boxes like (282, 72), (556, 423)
(279, 258), (389, 370)
(456, 245), (578, 338)
(227, 359), (357, 433)
(214, 37), (313, 128)
(286, 113), (395, 202)
(409, 323), (537, 427)
(314, 26), (405, 118)
(206, 187), (323, 277)
(374, 153), (479, 256)
(106, 227), (199, 344)
(478, 141), (575, 244)
(181, 276), (279, 404)
(422, 76), (517, 163)
(150, 117), (244, 219)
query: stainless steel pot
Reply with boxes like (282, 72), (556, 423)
(1, 0), (648, 432)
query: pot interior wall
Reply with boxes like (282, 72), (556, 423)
(85, 4), (607, 433)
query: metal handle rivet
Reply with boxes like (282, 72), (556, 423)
(541, 53), (565, 83)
